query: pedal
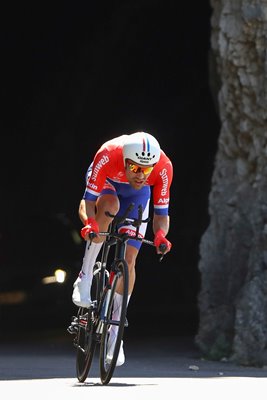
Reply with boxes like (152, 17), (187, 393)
(67, 324), (78, 335)
(67, 316), (79, 334)
(90, 300), (97, 309)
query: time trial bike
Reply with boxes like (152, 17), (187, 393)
(67, 202), (167, 385)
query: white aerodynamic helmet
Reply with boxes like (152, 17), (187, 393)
(123, 132), (161, 166)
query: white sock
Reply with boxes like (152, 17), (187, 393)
(78, 242), (103, 285)
(109, 293), (131, 341)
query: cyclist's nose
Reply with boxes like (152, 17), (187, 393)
(136, 171), (145, 178)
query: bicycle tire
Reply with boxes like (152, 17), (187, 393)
(99, 259), (129, 385)
(75, 265), (101, 382)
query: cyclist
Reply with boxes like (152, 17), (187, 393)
(72, 131), (173, 366)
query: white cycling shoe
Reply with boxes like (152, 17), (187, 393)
(72, 277), (91, 308)
(106, 339), (125, 366)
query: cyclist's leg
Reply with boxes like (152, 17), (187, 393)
(73, 186), (119, 307)
(100, 258), (129, 384)
(117, 189), (150, 294)
(106, 245), (138, 347)
(106, 192), (150, 363)
(105, 245), (137, 366)
(72, 238), (103, 307)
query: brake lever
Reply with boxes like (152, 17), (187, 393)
(159, 253), (165, 262)
(158, 243), (167, 262)
(89, 231), (98, 241)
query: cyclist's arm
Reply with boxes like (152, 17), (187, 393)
(78, 199), (97, 225)
(153, 214), (170, 236)
(153, 214), (172, 254)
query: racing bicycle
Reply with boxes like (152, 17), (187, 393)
(67, 203), (167, 385)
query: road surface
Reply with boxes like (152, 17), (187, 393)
(0, 331), (266, 399)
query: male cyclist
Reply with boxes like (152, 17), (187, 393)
(72, 131), (173, 366)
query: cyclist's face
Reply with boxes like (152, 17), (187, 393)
(125, 159), (154, 190)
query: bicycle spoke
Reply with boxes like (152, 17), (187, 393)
(99, 259), (129, 385)
(68, 202), (164, 385)
(75, 308), (96, 382)
(75, 265), (102, 382)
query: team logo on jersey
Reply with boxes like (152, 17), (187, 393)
(158, 198), (169, 204)
(88, 182), (97, 190)
(159, 168), (168, 196)
(91, 155), (109, 181)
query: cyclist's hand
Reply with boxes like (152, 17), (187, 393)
(154, 229), (172, 254)
(80, 218), (99, 240)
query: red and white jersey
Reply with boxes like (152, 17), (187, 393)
(84, 135), (173, 215)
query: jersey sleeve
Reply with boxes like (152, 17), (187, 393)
(83, 148), (110, 201)
(153, 159), (173, 215)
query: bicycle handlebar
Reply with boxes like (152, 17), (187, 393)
(89, 203), (168, 261)
(105, 203), (150, 227)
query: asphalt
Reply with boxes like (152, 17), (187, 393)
(0, 329), (266, 380)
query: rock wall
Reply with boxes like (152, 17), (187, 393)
(196, 0), (267, 366)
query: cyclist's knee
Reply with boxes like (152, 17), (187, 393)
(97, 194), (120, 216)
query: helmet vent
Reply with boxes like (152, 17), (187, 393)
(136, 152), (153, 158)
(123, 132), (160, 165)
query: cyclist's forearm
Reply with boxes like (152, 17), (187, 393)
(78, 199), (96, 225)
(153, 214), (170, 236)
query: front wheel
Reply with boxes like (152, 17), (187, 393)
(99, 259), (129, 385)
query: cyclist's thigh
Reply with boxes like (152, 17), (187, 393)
(96, 193), (120, 216)
(117, 185), (150, 218)
(96, 181), (120, 226)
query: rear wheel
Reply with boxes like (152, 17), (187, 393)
(75, 264), (102, 382)
(75, 307), (96, 382)
(99, 259), (129, 385)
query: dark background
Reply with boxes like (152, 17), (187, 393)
(1, 1), (220, 337)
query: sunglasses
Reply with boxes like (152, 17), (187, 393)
(127, 161), (154, 175)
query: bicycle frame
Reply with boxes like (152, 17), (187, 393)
(69, 202), (167, 384)
(93, 221), (130, 334)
